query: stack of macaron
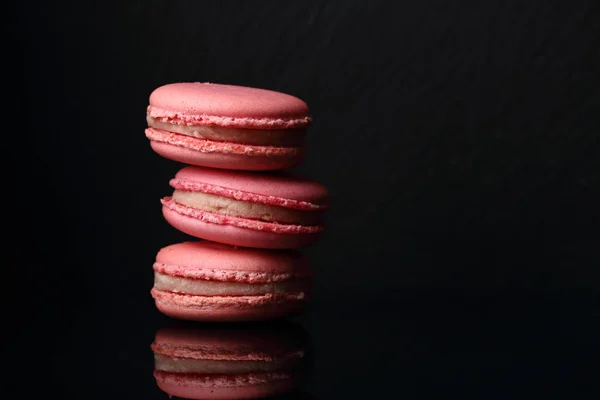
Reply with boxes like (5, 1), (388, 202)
(145, 82), (328, 321)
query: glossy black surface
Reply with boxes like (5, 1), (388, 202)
(36, 288), (597, 399)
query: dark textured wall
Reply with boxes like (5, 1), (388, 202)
(9, 1), (600, 320)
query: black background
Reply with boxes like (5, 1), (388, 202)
(8, 1), (600, 398)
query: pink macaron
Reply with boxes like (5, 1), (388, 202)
(150, 241), (313, 321)
(151, 320), (309, 400)
(161, 165), (329, 249)
(145, 82), (311, 171)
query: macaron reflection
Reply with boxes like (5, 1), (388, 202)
(151, 320), (310, 399)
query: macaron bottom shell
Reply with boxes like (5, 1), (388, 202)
(150, 137), (304, 171)
(154, 370), (297, 400)
(151, 289), (308, 321)
(162, 205), (322, 249)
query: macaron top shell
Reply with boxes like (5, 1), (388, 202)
(171, 166), (329, 210)
(148, 82), (311, 129)
(155, 241), (311, 282)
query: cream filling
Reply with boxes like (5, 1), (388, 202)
(172, 190), (322, 225)
(147, 116), (304, 146)
(154, 273), (305, 295)
(154, 353), (301, 374)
